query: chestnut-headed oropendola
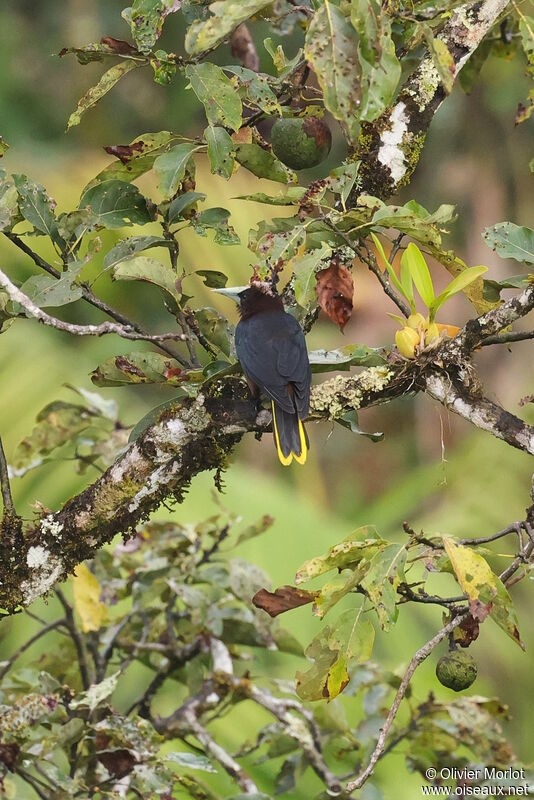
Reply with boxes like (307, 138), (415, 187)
(215, 283), (311, 466)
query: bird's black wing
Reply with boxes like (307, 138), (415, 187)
(235, 310), (311, 416)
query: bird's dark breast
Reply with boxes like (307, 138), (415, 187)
(235, 310), (311, 417)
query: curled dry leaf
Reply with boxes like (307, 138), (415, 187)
(252, 585), (316, 617)
(315, 258), (354, 331)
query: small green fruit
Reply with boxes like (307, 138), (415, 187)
(271, 116), (332, 170)
(436, 650), (477, 692)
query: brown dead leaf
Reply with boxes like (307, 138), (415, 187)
(315, 258), (354, 331)
(252, 585), (316, 618)
(230, 24), (259, 71)
(103, 142), (144, 163)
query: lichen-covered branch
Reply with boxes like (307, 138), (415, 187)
(2, 284), (534, 614)
(353, 0), (510, 199)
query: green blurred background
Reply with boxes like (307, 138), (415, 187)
(1, 2), (534, 798)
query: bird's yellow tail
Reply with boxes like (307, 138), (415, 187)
(272, 401), (308, 466)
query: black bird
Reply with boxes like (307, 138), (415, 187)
(215, 283), (311, 466)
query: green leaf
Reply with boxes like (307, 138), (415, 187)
(352, 0), (401, 121)
(308, 344), (386, 372)
(13, 175), (63, 246)
(196, 269), (228, 288)
(185, 0), (272, 55)
(431, 266), (488, 314)
(112, 256), (181, 304)
(251, 219), (306, 264)
(235, 187), (307, 205)
(123, 0), (182, 53)
(168, 191), (206, 223)
(103, 235), (169, 271)
(205, 126), (235, 179)
(296, 607), (374, 701)
(0, 171), (19, 232)
(164, 752), (217, 773)
(371, 232), (409, 303)
(360, 543), (406, 630)
(80, 180), (152, 228)
(313, 570), (363, 619)
(70, 672), (119, 712)
(336, 410), (383, 442)
(305, 1), (361, 143)
(67, 60), (140, 130)
(295, 525), (384, 584)
(88, 131), (176, 187)
(293, 243), (332, 310)
(193, 207), (240, 245)
(482, 274), (530, 302)
(423, 27), (455, 94)
(483, 222), (534, 265)
(185, 63), (242, 132)
(10, 402), (97, 476)
(91, 352), (188, 387)
(224, 65), (282, 114)
(365, 195), (455, 248)
(235, 143), (296, 184)
(194, 307), (233, 356)
(402, 243), (435, 308)
(20, 263), (84, 308)
(443, 538), (524, 649)
(154, 143), (200, 199)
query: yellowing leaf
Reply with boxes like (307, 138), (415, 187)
(443, 537), (524, 649)
(72, 563), (108, 633)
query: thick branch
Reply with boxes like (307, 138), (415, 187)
(353, 0), (510, 199)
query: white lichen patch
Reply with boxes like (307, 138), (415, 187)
(406, 58), (441, 112)
(26, 545), (50, 569)
(21, 554), (64, 606)
(377, 102), (409, 184)
(311, 367), (393, 418)
(40, 514), (64, 539)
(127, 459), (180, 513)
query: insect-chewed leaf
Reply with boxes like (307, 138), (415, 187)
(20, 263), (84, 309)
(296, 607), (374, 701)
(295, 525), (384, 584)
(205, 126), (235, 179)
(252, 586), (316, 618)
(483, 222), (534, 265)
(70, 672), (119, 712)
(72, 563), (109, 633)
(192, 208), (240, 246)
(154, 143), (201, 200)
(351, 0), (400, 121)
(185, 63), (242, 131)
(91, 352), (192, 387)
(12, 175), (64, 247)
(359, 543), (406, 630)
(293, 243), (332, 311)
(80, 180), (152, 228)
(112, 256), (181, 305)
(10, 402), (98, 477)
(67, 60), (140, 130)
(235, 143), (296, 184)
(122, 0), (182, 53)
(315, 259), (354, 331)
(443, 537), (524, 649)
(305, 2), (361, 143)
(308, 344), (386, 372)
(224, 65), (281, 114)
(185, 0), (272, 55)
(194, 307), (233, 356)
(103, 235), (170, 271)
(0, 170), (19, 232)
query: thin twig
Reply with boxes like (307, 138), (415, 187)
(55, 589), (94, 690)
(0, 618), (67, 679)
(321, 218), (411, 317)
(481, 329), (534, 347)
(345, 613), (469, 794)
(4, 232), (187, 363)
(0, 266), (188, 345)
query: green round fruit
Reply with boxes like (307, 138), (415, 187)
(436, 650), (477, 692)
(271, 116), (332, 170)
